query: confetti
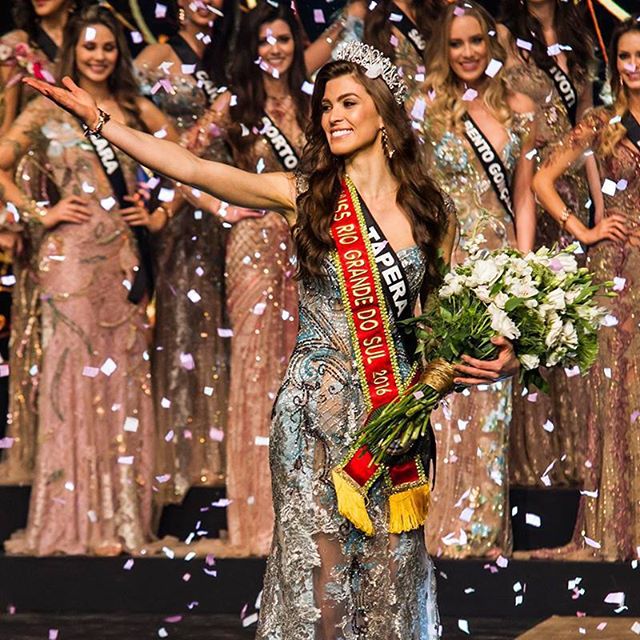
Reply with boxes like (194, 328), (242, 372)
(461, 88), (478, 101)
(187, 289), (202, 303)
(100, 358), (117, 376)
(458, 619), (470, 634)
(485, 58), (503, 77)
(525, 513), (541, 527)
(124, 417), (139, 433)
(84, 27), (96, 42)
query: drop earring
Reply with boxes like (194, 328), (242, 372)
(380, 127), (395, 159)
(178, 6), (186, 25)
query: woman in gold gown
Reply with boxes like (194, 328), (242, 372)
(533, 15), (640, 561)
(412, 1), (537, 558)
(499, 0), (600, 488)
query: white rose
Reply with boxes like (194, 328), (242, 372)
(493, 292), (509, 309)
(520, 354), (540, 370)
(470, 259), (500, 286)
(508, 279), (539, 299)
(546, 288), (566, 311)
(561, 321), (579, 349)
(545, 313), (563, 348)
(488, 303), (521, 340)
(474, 285), (493, 303)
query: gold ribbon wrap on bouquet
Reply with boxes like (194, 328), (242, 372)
(420, 358), (456, 395)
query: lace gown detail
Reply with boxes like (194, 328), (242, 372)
(140, 64), (230, 501)
(504, 59), (591, 487)
(4, 100), (155, 555)
(257, 241), (440, 639)
(553, 108), (640, 560)
(419, 113), (533, 558)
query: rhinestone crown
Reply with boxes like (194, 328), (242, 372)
(334, 41), (408, 105)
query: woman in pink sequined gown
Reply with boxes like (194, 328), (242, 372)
(0, 6), (173, 555)
(174, 2), (305, 557)
(533, 15), (640, 561)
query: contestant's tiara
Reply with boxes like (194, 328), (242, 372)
(334, 41), (408, 105)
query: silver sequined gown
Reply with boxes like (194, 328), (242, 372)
(257, 245), (440, 639)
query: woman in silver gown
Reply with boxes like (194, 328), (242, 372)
(26, 41), (519, 639)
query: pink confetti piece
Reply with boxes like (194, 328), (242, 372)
(180, 352), (195, 370)
(461, 88), (478, 101)
(130, 31), (143, 44)
(123, 558), (134, 570)
(155, 3), (167, 18)
(0, 364), (9, 377)
(0, 437), (14, 449)
(49, 630), (59, 640)
(313, 9), (325, 23)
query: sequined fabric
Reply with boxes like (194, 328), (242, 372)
(257, 234), (440, 638)
(4, 99), (156, 555)
(0, 32), (57, 484)
(187, 96), (300, 556)
(553, 108), (640, 561)
(142, 66), (230, 502)
(419, 112), (533, 558)
(504, 60), (591, 487)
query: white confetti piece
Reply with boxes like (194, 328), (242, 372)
(82, 366), (99, 378)
(209, 427), (224, 442)
(458, 619), (470, 634)
(84, 27), (96, 41)
(100, 196), (116, 211)
(543, 419), (555, 432)
(255, 436), (269, 446)
(64, 482), (75, 492)
(631, 621), (640, 635)
(123, 417), (139, 433)
(525, 513), (541, 527)
(162, 546), (175, 559)
(123, 558), (134, 570)
(613, 277), (626, 291)
(602, 314), (618, 327)
(242, 613), (259, 627)
(155, 3), (167, 18)
(217, 328), (233, 338)
(460, 507), (474, 522)
(180, 353), (195, 370)
(100, 358), (117, 376)
(461, 88), (478, 101)
(301, 81), (314, 95)
(158, 187), (175, 203)
(187, 289), (202, 303)
(584, 535), (601, 548)
(158, 628), (168, 638)
(605, 592), (625, 605)
(516, 38), (533, 51)
(485, 58), (503, 77)
(496, 555), (509, 568)
(203, 386), (214, 396)
(161, 397), (171, 409)
(118, 456), (134, 465)
(601, 179), (617, 196)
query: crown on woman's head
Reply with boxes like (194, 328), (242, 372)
(334, 42), (408, 105)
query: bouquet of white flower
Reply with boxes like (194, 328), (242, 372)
(358, 240), (613, 465)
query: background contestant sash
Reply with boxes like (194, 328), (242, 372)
(330, 176), (429, 536)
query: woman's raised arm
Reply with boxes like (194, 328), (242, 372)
(23, 76), (297, 218)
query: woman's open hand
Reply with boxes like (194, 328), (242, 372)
(454, 336), (519, 386)
(118, 194), (152, 227)
(41, 196), (92, 229)
(23, 76), (99, 128)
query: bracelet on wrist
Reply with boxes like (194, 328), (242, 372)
(84, 107), (111, 138)
(559, 206), (573, 230)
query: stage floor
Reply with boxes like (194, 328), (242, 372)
(518, 616), (640, 639)
(0, 614), (539, 639)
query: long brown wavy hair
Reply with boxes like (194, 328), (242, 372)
(363, 0), (444, 62)
(226, 1), (310, 159)
(499, 0), (593, 81)
(58, 4), (142, 121)
(295, 60), (448, 300)
(423, 1), (512, 137)
(599, 14), (640, 157)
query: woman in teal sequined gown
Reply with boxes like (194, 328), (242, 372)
(25, 41), (521, 639)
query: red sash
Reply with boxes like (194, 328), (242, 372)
(330, 176), (430, 536)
